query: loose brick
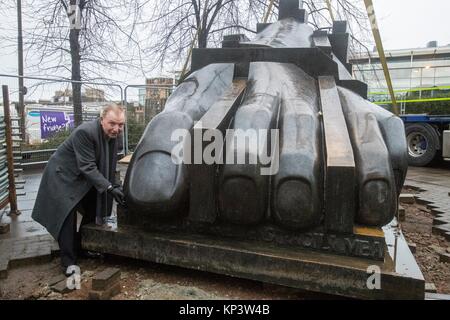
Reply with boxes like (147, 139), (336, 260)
(0, 269), (7, 279)
(432, 224), (450, 237)
(430, 245), (445, 255)
(398, 206), (405, 222)
(433, 217), (450, 225)
(48, 274), (67, 287)
(51, 279), (72, 294)
(425, 293), (450, 300)
(414, 197), (431, 205)
(88, 282), (121, 300)
(431, 209), (445, 217)
(399, 194), (415, 204)
(408, 243), (417, 254)
(92, 268), (121, 291)
(0, 223), (10, 234)
(439, 253), (450, 263)
(434, 213), (447, 220)
(425, 283), (437, 293)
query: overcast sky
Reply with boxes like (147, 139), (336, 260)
(373, 0), (450, 50)
(0, 0), (449, 100)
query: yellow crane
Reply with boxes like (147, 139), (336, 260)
(263, 0), (276, 23)
(362, 0), (399, 115)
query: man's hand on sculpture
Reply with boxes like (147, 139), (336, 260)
(108, 185), (125, 206)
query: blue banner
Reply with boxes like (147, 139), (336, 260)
(40, 111), (74, 139)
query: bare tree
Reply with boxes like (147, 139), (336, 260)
(0, 0), (375, 125)
(1, 0), (148, 126)
(141, 0), (373, 75)
(140, 0), (270, 73)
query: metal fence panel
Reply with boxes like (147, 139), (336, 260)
(1, 74), (177, 163)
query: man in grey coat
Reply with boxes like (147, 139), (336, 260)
(32, 103), (126, 275)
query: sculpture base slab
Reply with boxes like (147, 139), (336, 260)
(81, 221), (424, 299)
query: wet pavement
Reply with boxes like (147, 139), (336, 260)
(404, 163), (450, 240)
(406, 164), (450, 189)
(0, 167), (58, 277)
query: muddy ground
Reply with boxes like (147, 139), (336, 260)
(0, 252), (336, 300)
(400, 205), (450, 293)
(0, 193), (449, 300)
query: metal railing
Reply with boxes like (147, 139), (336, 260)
(20, 148), (56, 166)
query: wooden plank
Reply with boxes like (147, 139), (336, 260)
(118, 154), (132, 164)
(319, 76), (356, 234)
(354, 226), (384, 239)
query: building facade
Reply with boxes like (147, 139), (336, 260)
(52, 88), (106, 104)
(350, 42), (450, 114)
(135, 77), (175, 123)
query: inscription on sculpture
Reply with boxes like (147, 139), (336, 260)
(271, 232), (385, 260)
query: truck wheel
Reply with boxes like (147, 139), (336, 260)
(405, 123), (438, 167)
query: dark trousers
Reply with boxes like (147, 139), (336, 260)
(58, 189), (96, 268)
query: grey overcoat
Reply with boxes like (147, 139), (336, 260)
(32, 119), (118, 240)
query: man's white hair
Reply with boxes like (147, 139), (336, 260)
(100, 103), (125, 118)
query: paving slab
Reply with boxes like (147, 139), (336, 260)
(408, 243), (417, 254)
(439, 252), (450, 263)
(405, 166), (450, 233)
(50, 279), (72, 294)
(0, 168), (59, 278)
(92, 268), (121, 291)
(425, 283), (437, 293)
(425, 293), (450, 300)
(399, 194), (415, 204)
(88, 282), (121, 300)
(0, 223), (10, 234)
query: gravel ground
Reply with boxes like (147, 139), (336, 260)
(400, 201), (450, 294)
